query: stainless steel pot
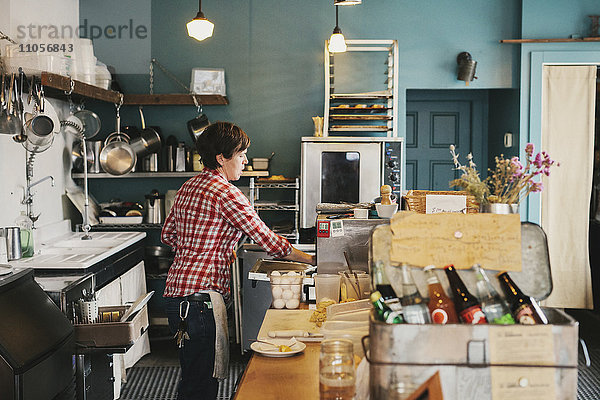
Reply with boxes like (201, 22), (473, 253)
(71, 140), (94, 172)
(145, 189), (165, 224)
(99, 109), (136, 175)
(145, 245), (173, 272)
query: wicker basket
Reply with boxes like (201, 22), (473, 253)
(403, 190), (479, 214)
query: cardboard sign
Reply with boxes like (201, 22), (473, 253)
(389, 211), (522, 271)
(425, 194), (467, 214)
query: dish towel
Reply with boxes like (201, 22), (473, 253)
(208, 291), (229, 380)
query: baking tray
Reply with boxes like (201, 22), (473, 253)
(248, 259), (315, 282)
(74, 305), (148, 347)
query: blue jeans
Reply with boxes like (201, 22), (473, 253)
(165, 296), (218, 400)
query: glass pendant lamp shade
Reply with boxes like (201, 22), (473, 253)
(328, 29), (347, 53)
(328, 6), (347, 53)
(187, 1), (214, 41)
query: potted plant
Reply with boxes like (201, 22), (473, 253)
(449, 143), (559, 213)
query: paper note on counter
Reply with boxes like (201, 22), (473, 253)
(490, 367), (556, 400)
(389, 211), (522, 270)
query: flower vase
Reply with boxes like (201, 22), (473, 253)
(480, 203), (519, 214)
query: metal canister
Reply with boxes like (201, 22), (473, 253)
(5, 227), (22, 261)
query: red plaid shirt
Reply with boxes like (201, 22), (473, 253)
(161, 169), (292, 300)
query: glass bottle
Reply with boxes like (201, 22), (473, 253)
(15, 211), (34, 258)
(319, 339), (355, 400)
(472, 264), (515, 325)
(399, 264), (431, 324)
(424, 265), (458, 324)
(497, 272), (548, 325)
(370, 291), (403, 324)
(372, 260), (402, 311)
(444, 264), (487, 324)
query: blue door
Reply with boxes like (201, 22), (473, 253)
(406, 91), (486, 191)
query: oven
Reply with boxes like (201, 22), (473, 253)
(300, 136), (403, 228)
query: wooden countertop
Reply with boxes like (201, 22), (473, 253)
(233, 342), (320, 400)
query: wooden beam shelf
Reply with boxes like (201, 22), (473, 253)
(123, 93), (228, 105)
(500, 37), (600, 43)
(40, 72), (228, 105)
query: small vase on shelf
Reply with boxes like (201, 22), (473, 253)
(480, 203), (519, 214)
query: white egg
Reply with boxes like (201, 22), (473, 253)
(291, 285), (301, 294)
(271, 271), (281, 276)
(285, 298), (300, 309)
(271, 286), (283, 299)
(282, 289), (294, 300)
(286, 271), (298, 277)
(273, 299), (286, 309)
(271, 276), (282, 285)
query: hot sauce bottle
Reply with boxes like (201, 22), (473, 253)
(424, 265), (458, 324)
(444, 264), (487, 324)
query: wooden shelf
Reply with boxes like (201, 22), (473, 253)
(72, 170), (268, 179)
(123, 93), (228, 105)
(41, 72), (228, 105)
(500, 37), (600, 43)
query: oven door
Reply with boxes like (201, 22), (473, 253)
(301, 141), (382, 228)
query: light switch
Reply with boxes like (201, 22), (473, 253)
(503, 132), (513, 148)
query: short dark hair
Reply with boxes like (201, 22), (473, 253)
(196, 122), (250, 169)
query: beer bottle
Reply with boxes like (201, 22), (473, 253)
(399, 264), (431, 324)
(497, 272), (548, 325)
(472, 264), (515, 325)
(370, 291), (404, 324)
(372, 260), (402, 312)
(444, 264), (487, 324)
(424, 265), (459, 324)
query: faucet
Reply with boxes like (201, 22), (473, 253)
(22, 175), (55, 227)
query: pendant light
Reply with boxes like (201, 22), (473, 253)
(334, 0), (362, 5)
(187, 0), (214, 41)
(328, 6), (347, 53)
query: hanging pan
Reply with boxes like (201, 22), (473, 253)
(99, 105), (136, 175)
(187, 94), (209, 145)
(130, 106), (162, 157)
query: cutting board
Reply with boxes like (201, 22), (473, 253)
(257, 309), (320, 340)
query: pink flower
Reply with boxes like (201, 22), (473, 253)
(543, 166), (551, 176)
(525, 143), (535, 157)
(533, 153), (543, 168)
(531, 182), (543, 192)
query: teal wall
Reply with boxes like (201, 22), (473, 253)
(79, 0), (598, 206)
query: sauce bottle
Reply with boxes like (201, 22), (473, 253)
(424, 265), (458, 324)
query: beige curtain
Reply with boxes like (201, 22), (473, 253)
(541, 65), (595, 309)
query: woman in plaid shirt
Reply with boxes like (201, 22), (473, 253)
(162, 122), (314, 399)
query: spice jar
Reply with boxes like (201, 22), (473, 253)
(319, 339), (355, 400)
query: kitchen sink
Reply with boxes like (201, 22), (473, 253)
(39, 247), (110, 255)
(11, 229), (146, 270)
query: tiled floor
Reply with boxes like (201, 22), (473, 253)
(120, 326), (250, 400)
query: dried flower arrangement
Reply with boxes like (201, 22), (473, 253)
(449, 143), (559, 205)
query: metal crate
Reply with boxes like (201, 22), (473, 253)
(366, 222), (578, 400)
